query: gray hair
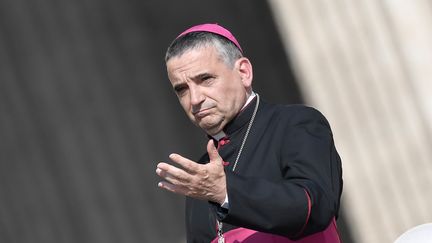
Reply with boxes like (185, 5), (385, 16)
(165, 32), (243, 68)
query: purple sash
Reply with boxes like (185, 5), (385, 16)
(211, 218), (340, 243)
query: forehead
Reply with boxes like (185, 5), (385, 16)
(166, 46), (225, 79)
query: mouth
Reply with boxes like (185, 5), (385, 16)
(192, 107), (214, 118)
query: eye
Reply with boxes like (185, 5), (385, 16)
(201, 75), (211, 80)
(201, 75), (215, 85)
(174, 85), (188, 96)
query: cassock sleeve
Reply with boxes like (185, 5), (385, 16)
(213, 106), (343, 239)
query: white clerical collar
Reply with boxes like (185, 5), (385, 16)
(212, 131), (226, 141)
(211, 91), (256, 140)
(243, 91), (256, 110)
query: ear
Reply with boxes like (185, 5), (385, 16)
(235, 57), (253, 89)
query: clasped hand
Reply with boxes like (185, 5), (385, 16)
(156, 140), (227, 205)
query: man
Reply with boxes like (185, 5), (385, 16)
(156, 23), (343, 243)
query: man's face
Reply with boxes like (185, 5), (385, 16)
(166, 45), (252, 135)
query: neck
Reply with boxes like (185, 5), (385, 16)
(243, 91), (256, 109)
(209, 91), (256, 140)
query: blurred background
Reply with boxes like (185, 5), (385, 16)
(0, 0), (431, 242)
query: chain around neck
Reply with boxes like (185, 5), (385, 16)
(232, 93), (260, 171)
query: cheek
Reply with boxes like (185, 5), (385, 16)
(219, 86), (241, 104)
(178, 97), (190, 112)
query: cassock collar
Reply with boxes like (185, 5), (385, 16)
(210, 92), (257, 140)
(222, 93), (258, 136)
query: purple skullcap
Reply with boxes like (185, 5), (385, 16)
(176, 23), (243, 53)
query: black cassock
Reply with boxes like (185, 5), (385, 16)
(185, 96), (343, 243)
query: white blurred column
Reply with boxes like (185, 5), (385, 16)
(267, 0), (432, 242)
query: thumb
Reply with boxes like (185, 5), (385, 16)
(207, 139), (221, 163)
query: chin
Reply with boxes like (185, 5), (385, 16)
(199, 120), (223, 134)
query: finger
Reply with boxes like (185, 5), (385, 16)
(156, 162), (172, 171)
(207, 139), (221, 163)
(158, 181), (187, 195)
(156, 163), (191, 183)
(156, 167), (178, 183)
(168, 153), (200, 173)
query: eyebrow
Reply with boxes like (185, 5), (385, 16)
(192, 73), (212, 81)
(171, 72), (215, 91)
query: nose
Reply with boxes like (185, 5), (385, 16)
(189, 85), (205, 106)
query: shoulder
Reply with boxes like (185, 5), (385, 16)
(262, 101), (330, 127)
